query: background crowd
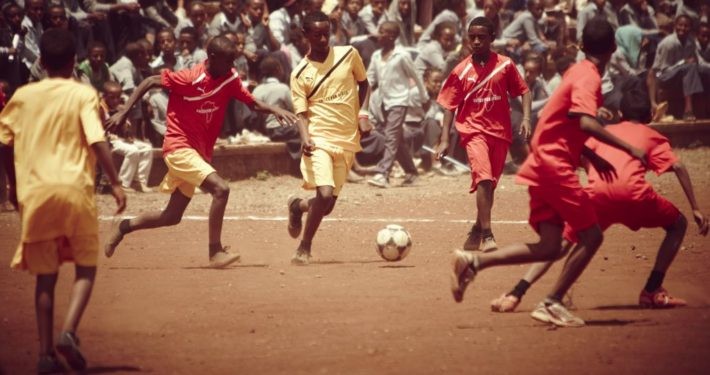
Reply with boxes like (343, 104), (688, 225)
(0, 0), (708, 198)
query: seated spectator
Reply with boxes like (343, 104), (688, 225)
(418, 0), (466, 48)
(145, 87), (168, 147)
(1, 3), (30, 91)
(178, 26), (209, 65)
(100, 81), (154, 193)
(359, 0), (387, 37)
(576, 0), (619, 43)
(175, 1), (210, 47)
(609, 25), (649, 80)
(500, 0), (555, 57)
(283, 24), (310, 70)
(150, 28), (191, 71)
(544, 54), (574, 94)
(209, 0), (242, 38)
(252, 56), (301, 160)
(509, 53), (549, 168)
(648, 14), (705, 121)
(619, 0), (660, 33)
(142, 0), (179, 32)
(379, 0), (418, 47)
(78, 41), (114, 91)
(676, 0), (704, 29)
(239, 0), (281, 53)
(110, 41), (149, 136)
(468, 0), (504, 39)
(414, 21), (457, 77)
(403, 67), (445, 171)
(269, 0), (303, 45)
(341, 0), (368, 43)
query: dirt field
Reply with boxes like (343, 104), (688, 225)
(1, 148), (709, 375)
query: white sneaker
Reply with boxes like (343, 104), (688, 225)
(530, 299), (585, 327)
(450, 249), (477, 303)
(291, 250), (311, 265)
(209, 247), (241, 268)
(367, 173), (389, 188)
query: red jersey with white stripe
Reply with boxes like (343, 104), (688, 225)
(161, 63), (255, 161)
(516, 60), (603, 188)
(436, 52), (528, 143)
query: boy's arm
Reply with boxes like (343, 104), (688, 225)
(581, 145), (617, 182)
(357, 79), (372, 135)
(105, 75), (163, 132)
(251, 98), (299, 127)
(520, 91), (532, 139)
(0, 145), (17, 209)
(91, 141), (127, 214)
(435, 108), (454, 160)
(672, 161), (709, 235)
(579, 115), (647, 165)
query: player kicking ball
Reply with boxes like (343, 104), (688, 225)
(489, 85), (709, 315)
(449, 18), (648, 327)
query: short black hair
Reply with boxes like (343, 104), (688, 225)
(423, 66), (442, 81)
(258, 56), (282, 80)
(303, 11), (330, 32)
(380, 20), (401, 37)
(87, 40), (106, 52)
(675, 14), (693, 25)
(581, 17), (616, 55)
(620, 88), (652, 123)
(468, 16), (495, 36)
(40, 28), (75, 71)
(433, 21), (457, 40)
(207, 35), (235, 56)
(179, 26), (199, 41)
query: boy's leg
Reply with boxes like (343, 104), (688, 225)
(293, 186), (335, 264)
(640, 214), (688, 307)
(369, 106), (408, 188)
(36, 273), (59, 357)
(55, 266), (95, 371)
(104, 190), (191, 257)
(200, 172), (240, 267)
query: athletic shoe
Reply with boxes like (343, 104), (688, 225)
(347, 170), (365, 183)
(530, 299), (585, 327)
(639, 287), (687, 308)
(400, 173), (418, 187)
(287, 196), (303, 238)
(37, 354), (64, 374)
(104, 221), (125, 258)
(209, 247), (241, 268)
(56, 332), (87, 371)
(450, 249), (477, 303)
(291, 249), (311, 265)
(462, 225), (481, 251)
(367, 173), (389, 188)
(137, 182), (153, 193)
(480, 234), (498, 252)
(490, 293), (521, 313)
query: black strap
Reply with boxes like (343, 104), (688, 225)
(306, 48), (353, 100)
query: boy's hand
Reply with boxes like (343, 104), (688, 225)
(105, 110), (129, 133)
(272, 107), (299, 127)
(693, 210), (709, 236)
(358, 117), (372, 136)
(111, 185), (127, 214)
(520, 118), (531, 139)
(301, 137), (315, 157)
(434, 140), (449, 160)
(588, 153), (617, 182)
(597, 107), (614, 121)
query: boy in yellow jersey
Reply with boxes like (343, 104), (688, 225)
(287, 11), (372, 265)
(0, 29), (126, 373)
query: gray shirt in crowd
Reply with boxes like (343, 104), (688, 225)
(652, 32), (698, 74)
(252, 77), (292, 130)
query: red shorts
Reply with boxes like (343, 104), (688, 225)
(528, 185), (597, 234)
(563, 191), (681, 242)
(460, 132), (509, 193)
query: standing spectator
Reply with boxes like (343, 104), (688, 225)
(403, 67), (446, 172)
(0, 3), (29, 92)
(341, 0), (367, 43)
(366, 21), (427, 188)
(269, 0), (303, 45)
(110, 41), (149, 138)
(414, 21), (457, 77)
(379, 0), (418, 47)
(648, 15), (705, 121)
(358, 0), (386, 37)
(436, 17), (531, 252)
(20, 0), (44, 72)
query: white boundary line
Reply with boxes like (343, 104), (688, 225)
(100, 215), (527, 224)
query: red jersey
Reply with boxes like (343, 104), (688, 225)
(585, 121), (678, 200)
(437, 52), (528, 143)
(516, 60), (603, 187)
(162, 63), (255, 161)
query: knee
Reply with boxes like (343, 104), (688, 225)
(537, 236), (563, 259)
(162, 212), (182, 226)
(666, 214), (688, 235)
(580, 226), (604, 250)
(323, 199), (337, 216)
(211, 182), (230, 200)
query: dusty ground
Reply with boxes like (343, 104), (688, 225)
(1, 148), (709, 374)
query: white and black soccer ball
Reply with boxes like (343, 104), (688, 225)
(375, 224), (412, 262)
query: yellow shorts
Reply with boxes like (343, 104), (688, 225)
(300, 147), (354, 196)
(17, 236), (98, 275)
(160, 148), (216, 198)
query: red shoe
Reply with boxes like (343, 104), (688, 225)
(491, 293), (521, 312)
(639, 287), (687, 308)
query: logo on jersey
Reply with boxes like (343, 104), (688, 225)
(196, 101), (219, 122)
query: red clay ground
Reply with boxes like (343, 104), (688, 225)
(1, 148), (710, 374)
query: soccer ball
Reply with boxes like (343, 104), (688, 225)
(375, 224), (412, 262)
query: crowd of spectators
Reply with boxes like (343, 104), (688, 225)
(0, 0), (708, 192)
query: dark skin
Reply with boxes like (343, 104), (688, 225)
(104, 43), (299, 256)
(293, 20), (372, 253)
(435, 24), (532, 235)
(7, 55), (126, 361)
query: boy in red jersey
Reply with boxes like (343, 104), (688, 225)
(105, 36), (299, 268)
(436, 17), (532, 252)
(490, 86), (709, 314)
(449, 18), (648, 327)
